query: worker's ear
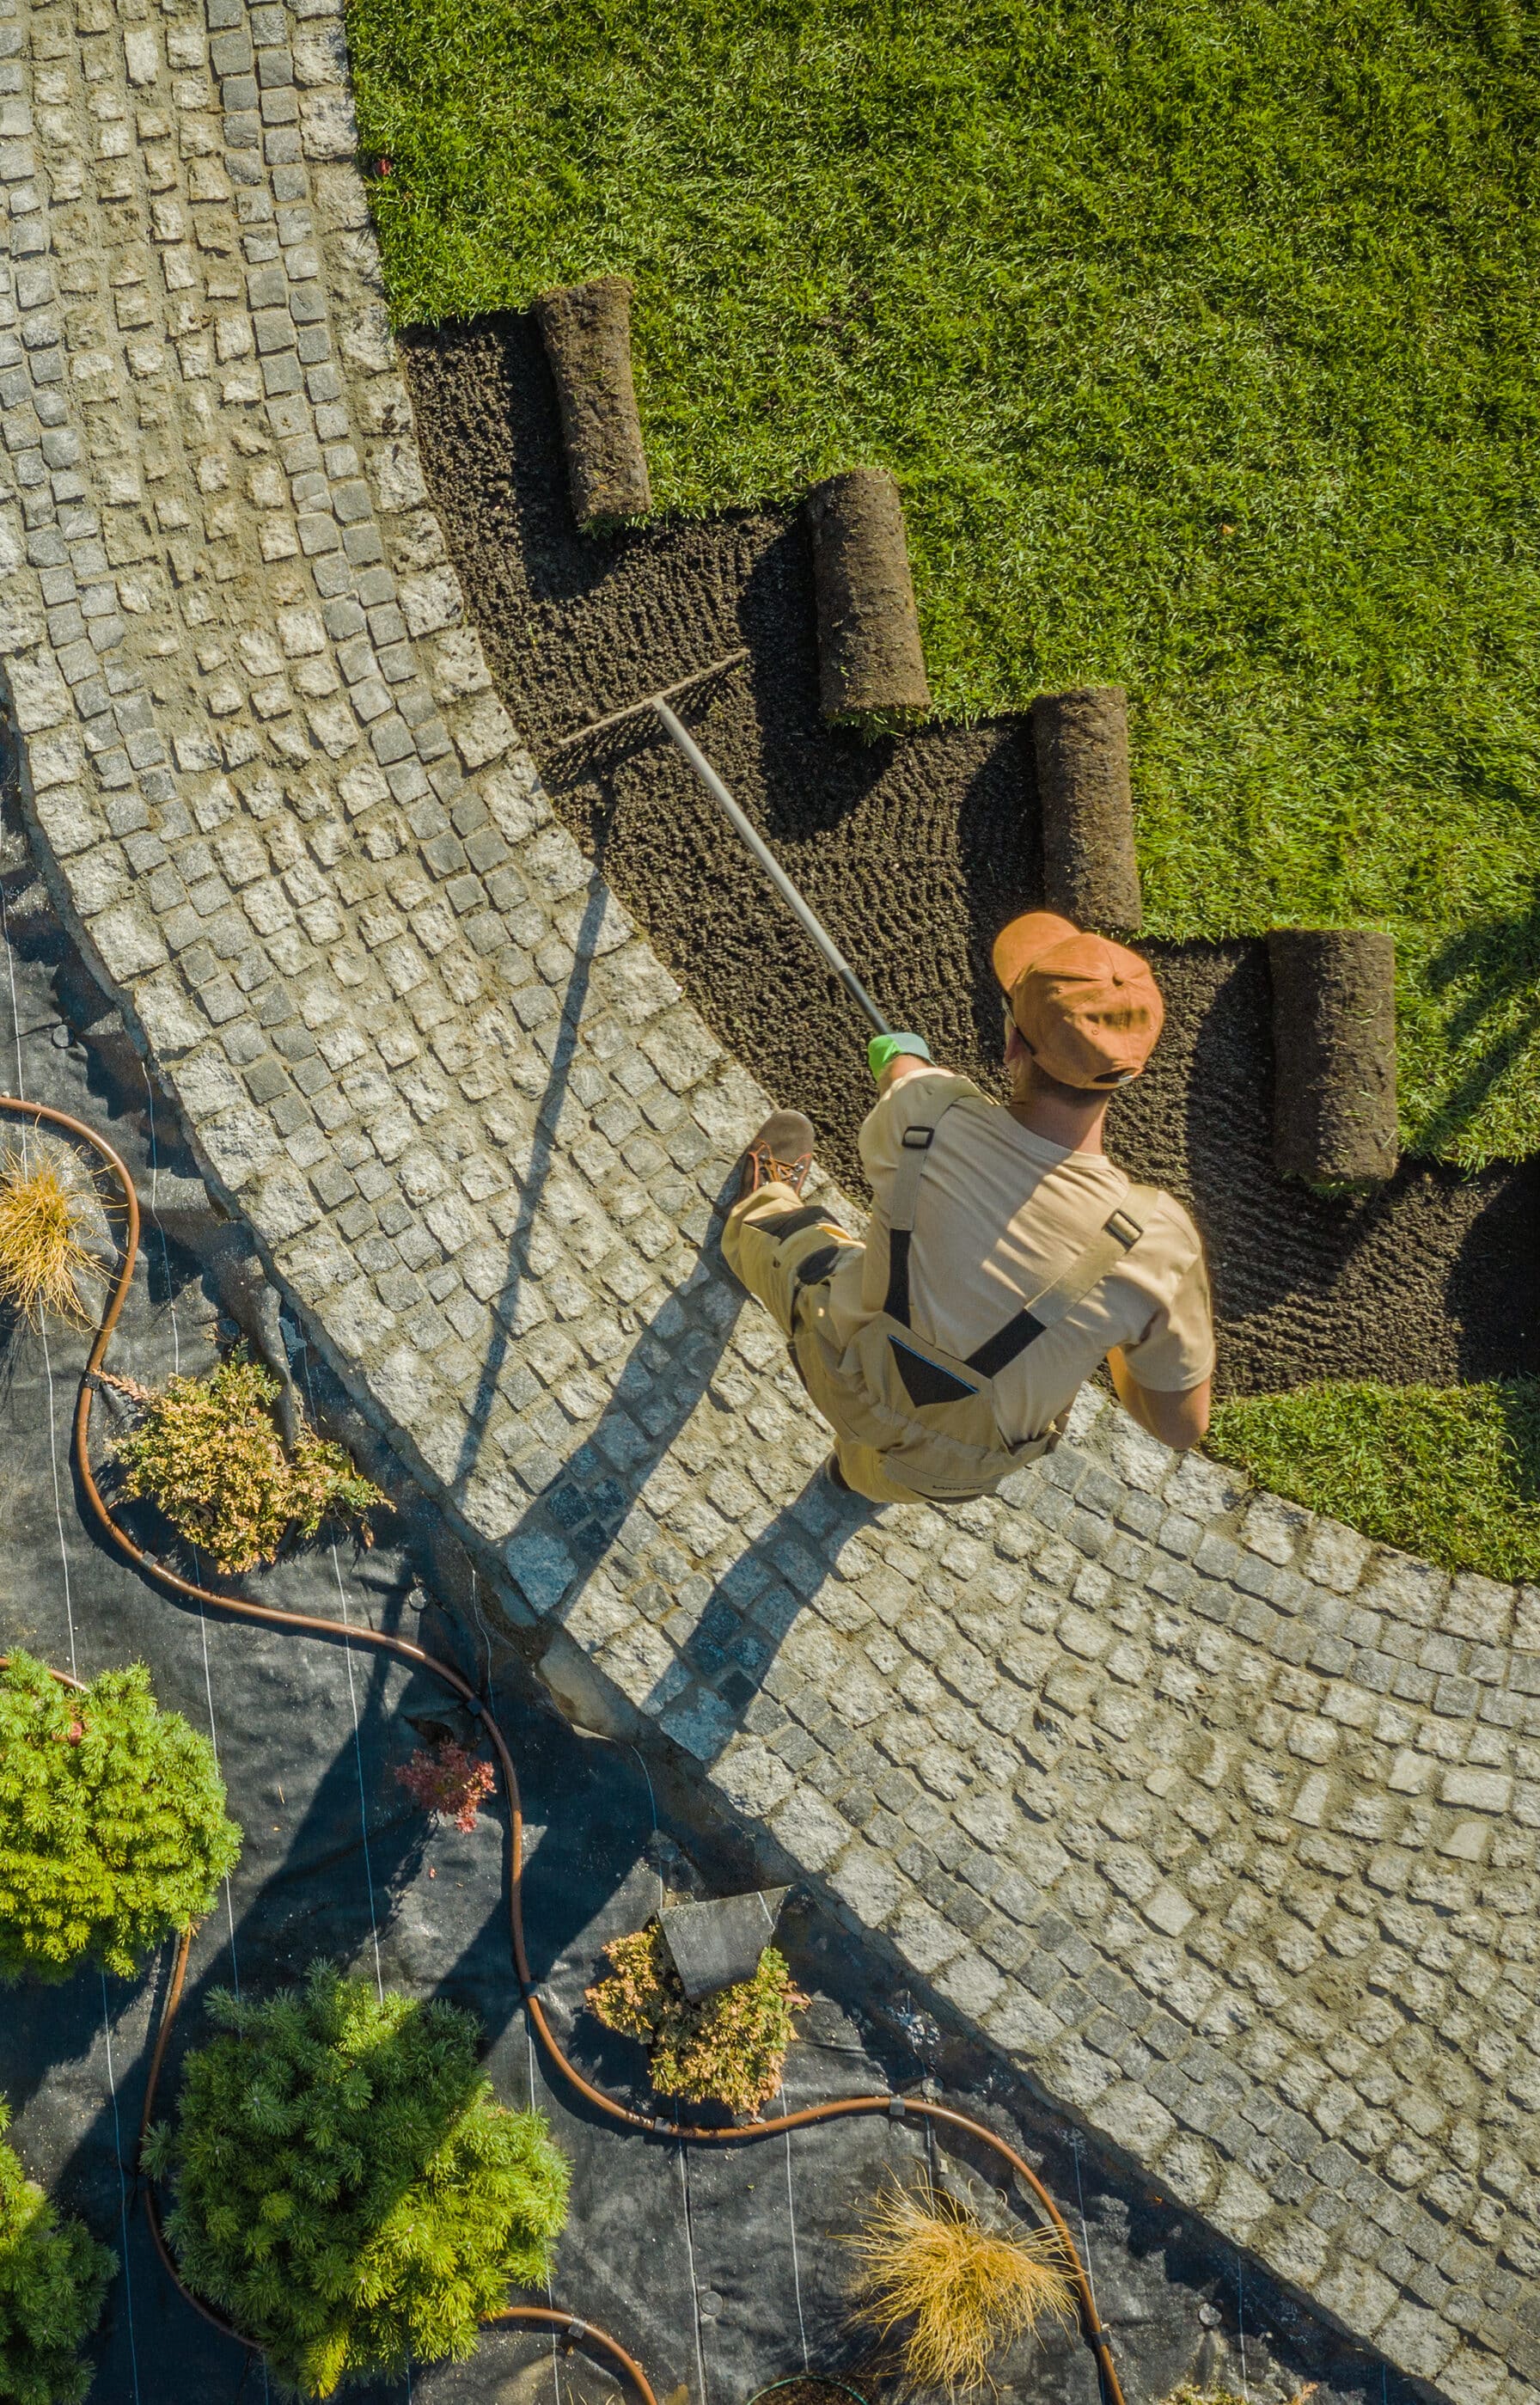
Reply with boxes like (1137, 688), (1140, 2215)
(1003, 1019), (1029, 1068)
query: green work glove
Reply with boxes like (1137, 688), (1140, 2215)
(867, 1031), (932, 1082)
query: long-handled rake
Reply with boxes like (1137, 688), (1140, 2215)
(547, 650), (892, 1035)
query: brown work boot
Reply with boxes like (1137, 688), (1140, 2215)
(738, 1110), (816, 1202)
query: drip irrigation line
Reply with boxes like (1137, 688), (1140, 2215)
(0, 1090), (1128, 2405)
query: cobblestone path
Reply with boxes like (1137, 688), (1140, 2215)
(0, 2), (1537, 2396)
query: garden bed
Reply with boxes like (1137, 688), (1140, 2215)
(0, 797), (1407, 2405)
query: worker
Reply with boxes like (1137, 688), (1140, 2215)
(722, 912), (1213, 1506)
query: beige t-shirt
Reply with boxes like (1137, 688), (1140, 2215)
(822, 1067), (1214, 1443)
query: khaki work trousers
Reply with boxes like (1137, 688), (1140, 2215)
(721, 1181), (920, 1506)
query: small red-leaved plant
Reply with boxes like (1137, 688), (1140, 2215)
(394, 1741), (496, 1833)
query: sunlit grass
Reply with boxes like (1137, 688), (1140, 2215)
(350, 0), (1540, 1165)
(1208, 1377), (1540, 1582)
(0, 1149), (95, 1325)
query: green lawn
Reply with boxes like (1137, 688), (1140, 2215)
(351, 0), (1540, 1169)
(1208, 1377), (1540, 1582)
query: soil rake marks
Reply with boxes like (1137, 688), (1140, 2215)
(0, 1086), (1128, 2405)
(549, 649), (892, 1034)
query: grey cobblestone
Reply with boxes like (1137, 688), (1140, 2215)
(0, 4), (1536, 2397)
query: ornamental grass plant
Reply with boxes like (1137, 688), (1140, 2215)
(0, 1650), (241, 1986)
(585, 1921), (808, 2120)
(0, 2096), (115, 2405)
(0, 1147), (97, 1327)
(846, 2177), (1075, 2394)
(113, 1348), (387, 1576)
(144, 1963), (570, 2399)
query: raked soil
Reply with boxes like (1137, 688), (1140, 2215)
(400, 315), (1538, 1402)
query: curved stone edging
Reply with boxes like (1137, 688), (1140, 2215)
(0, 3), (1537, 2397)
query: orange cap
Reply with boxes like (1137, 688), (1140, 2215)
(992, 910), (1164, 1089)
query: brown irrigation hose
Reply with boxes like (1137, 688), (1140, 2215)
(2, 1092), (1127, 2405)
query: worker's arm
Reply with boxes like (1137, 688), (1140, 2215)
(1107, 1346), (1210, 1452)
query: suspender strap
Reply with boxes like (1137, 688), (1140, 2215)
(965, 1202), (1149, 1376)
(882, 1100), (963, 1324)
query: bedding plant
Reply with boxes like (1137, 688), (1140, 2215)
(113, 1347), (387, 1576)
(0, 2097), (114, 2405)
(586, 1920), (807, 2119)
(144, 1963), (570, 2399)
(351, 0), (1540, 1171)
(0, 1650), (241, 1986)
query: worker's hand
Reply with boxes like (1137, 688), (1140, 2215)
(867, 1031), (932, 1084)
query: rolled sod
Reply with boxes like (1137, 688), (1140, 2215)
(806, 468), (931, 733)
(1268, 928), (1399, 1184)
(533, 275), (652, 532)
(1031, 685), (1142, 933)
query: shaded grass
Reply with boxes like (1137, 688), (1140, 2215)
(1207, 1377), (1540, 1582)
(350, 0), (1540, 1166)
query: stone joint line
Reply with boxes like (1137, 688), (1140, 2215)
(0, 3), (1537, 2397)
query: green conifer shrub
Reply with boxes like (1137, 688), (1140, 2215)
(144, 1964), (571, 2398)
(0, 2096), (115, 2405)
(0, 1651), (241, 1985)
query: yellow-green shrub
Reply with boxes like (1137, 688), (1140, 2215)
(114, 1349), (385, 1574)
(586, 1920), (807, 2119)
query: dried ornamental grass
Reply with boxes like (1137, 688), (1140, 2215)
(0, 1148), (98, 1327)
(846, 2177), (1075, 2394)
(585, 1920), (808, 2119)
(114, 1348), (387, 1575)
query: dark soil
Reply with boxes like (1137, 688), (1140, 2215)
(398, 314), (1539, 1400)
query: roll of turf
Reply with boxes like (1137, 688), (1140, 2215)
(533, 276), (652, 533)
(806, 468), (931, 734)
(1031, 686), (1142, 933)
(1268, 927), (1398, 1184)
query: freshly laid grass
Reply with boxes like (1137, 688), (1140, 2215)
(1207, 1376), (1540, 1582)
(846, 2177), (1075, 2393)
(351, 0), (1540, 1167)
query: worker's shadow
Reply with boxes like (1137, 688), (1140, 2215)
(443, 848), (881, 1759)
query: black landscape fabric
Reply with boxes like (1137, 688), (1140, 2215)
(0, 812), (1412, 2405)
(398, 314), (1538, 1401)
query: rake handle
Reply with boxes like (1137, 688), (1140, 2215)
(653, 699), (891, 1035)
